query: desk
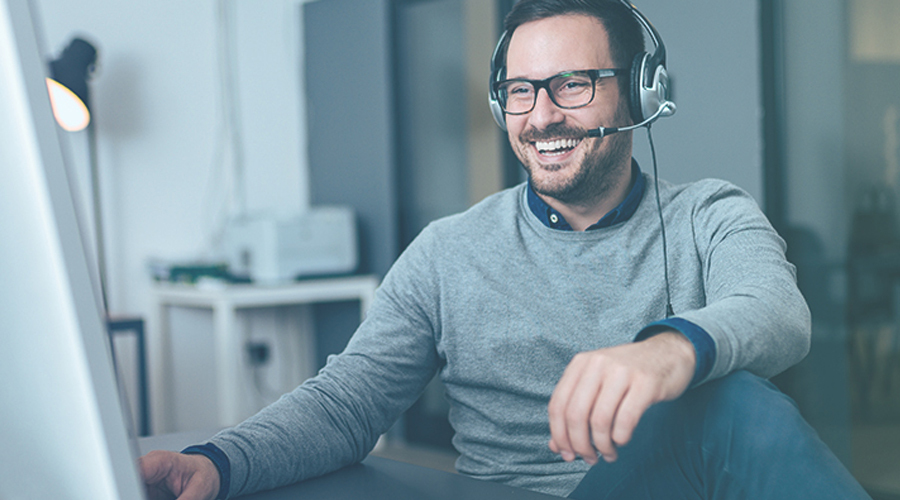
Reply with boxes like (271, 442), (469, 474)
(137, 431), (563, 500)
(149, 275), (379, 432)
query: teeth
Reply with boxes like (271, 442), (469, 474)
(535, 138), (580, 154)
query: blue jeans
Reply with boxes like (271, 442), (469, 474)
(568, 371), (870, 500)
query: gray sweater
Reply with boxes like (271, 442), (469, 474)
(210, 176), (811, 498)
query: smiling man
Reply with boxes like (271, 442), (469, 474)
(506, 14), (633, 229)
(140, 1), (870, 499)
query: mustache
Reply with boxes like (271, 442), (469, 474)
(519, 123), (589, 142)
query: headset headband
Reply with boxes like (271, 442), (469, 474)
(619, 1), (666, 86)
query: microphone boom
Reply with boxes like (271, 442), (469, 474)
(585, 101), (675, 139)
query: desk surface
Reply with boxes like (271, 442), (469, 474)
(138, 431), (563, 500)
(152, 274), (380, 308)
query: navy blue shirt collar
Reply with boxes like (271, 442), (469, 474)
(527, 159), (645, 231)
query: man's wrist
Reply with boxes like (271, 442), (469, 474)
(653, 330), (697, 370)
(635, 318), (715, 387)
(182, 443), (229, 500)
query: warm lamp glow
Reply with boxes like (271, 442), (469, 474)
(46, 77), (90, 132)
(47, 37), (96, 132)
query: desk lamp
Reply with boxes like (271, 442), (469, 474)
(47, 37), (107, 312)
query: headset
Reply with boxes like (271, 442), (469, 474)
(488, 0), (675, 134)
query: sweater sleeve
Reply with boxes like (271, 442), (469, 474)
(672, 181), (811, 384)
(207, 228), (443, 498)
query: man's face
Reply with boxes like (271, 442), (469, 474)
(505, 15), (632, 206)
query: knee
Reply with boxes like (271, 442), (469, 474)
(698, 371), (807, 456)
(702, 371), (797, 416)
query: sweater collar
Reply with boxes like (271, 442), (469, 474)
(526, 159), (645, 231)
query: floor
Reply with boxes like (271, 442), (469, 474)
(848, 327), (900, 499)
(853, 424), (900, 498)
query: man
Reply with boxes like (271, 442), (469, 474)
(141, 1), (869, 499)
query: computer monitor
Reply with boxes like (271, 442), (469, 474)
(0, 0), (145, 498)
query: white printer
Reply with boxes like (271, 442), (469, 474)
(223, 206), (358, 283)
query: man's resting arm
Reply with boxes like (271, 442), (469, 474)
(661, 180), (811, 384)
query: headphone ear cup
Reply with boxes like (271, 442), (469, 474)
(490, 96), (507, 130)
(488, 67), (507, 130)
(629, 52), (648, 124)
(488, 31), (509, 131)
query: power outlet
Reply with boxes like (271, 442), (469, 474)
(246, 341), (270, 366)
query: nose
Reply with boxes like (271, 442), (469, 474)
(528, 87), (566, 130)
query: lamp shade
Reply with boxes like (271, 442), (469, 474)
(48, 37), (97, 132)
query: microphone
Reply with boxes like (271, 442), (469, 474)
(586, 101), (676, 138)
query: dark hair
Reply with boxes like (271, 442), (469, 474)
(501, 0), (645, 72)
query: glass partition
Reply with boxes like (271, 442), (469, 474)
(767, 1), (900, 497)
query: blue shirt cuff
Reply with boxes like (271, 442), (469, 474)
(635, 317), (715, 387)
(182, 443), (230, 500)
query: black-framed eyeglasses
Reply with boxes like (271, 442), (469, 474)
(492, 68), (626, 115)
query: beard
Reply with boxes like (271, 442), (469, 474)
(515, 105), (633, 207)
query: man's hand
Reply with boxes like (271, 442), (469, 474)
(139, 450), (221, 500)
(548, 331), (696, 465)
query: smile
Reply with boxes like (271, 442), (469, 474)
(534, 138), (581, 156)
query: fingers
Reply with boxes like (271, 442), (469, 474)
(138, 451), (220, 500)
(548, 353), (593, 462)
(610, 380), (655, 448)
(551, 368), (646, 465)
(564, 362), (613, 465)
(548, 332), (698, 466)
(587, 373), (630, 463)
(139, 450), (176, 485)
(139, 450), (179, 500)
(548, 347), (676, 465)
(549, 354), (630, 465)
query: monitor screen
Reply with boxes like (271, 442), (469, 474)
(0, 0), (144, 498)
